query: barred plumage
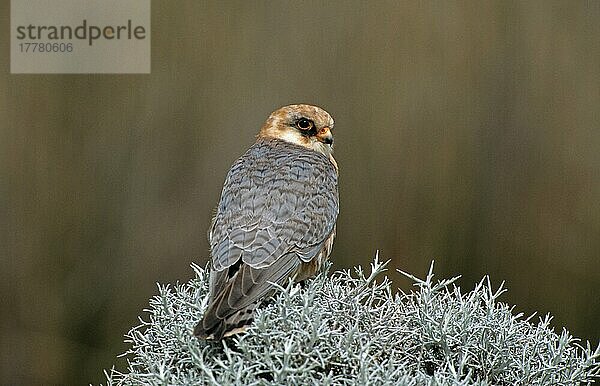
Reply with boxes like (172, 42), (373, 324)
(195, 105), (338, 340)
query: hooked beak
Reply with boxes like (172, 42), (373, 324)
(316, 127), (333, 145)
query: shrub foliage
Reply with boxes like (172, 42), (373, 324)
(104, 257), (600, 385)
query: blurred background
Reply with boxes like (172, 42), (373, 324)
(1, 1), (599, 384)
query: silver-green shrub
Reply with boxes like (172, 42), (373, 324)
(104, 257), (600, 385)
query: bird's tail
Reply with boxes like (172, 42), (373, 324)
(194, 302), (257, 340)
(194, 253), (300, 340)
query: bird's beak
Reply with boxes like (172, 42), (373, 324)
(316, 127), (333, 145)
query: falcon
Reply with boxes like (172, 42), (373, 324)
(194, 104), (339, 340)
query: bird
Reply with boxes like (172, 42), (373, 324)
(194, 104), (339, 340)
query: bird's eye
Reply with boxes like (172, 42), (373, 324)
(296, 118), (313, 130)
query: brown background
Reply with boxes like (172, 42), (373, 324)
(1, 1), (599, 385)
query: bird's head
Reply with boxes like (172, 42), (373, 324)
(258, 104), (335, 157)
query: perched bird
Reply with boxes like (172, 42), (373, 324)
(194, 104), (339, 340)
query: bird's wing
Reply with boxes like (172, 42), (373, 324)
(210, 140), (339, 273)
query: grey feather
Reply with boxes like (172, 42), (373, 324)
(211, 138), (338, 270)
(195, 138), (338, 339)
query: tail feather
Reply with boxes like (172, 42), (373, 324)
(194, 253), (300, 340)
(194, 302), (256, 340)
